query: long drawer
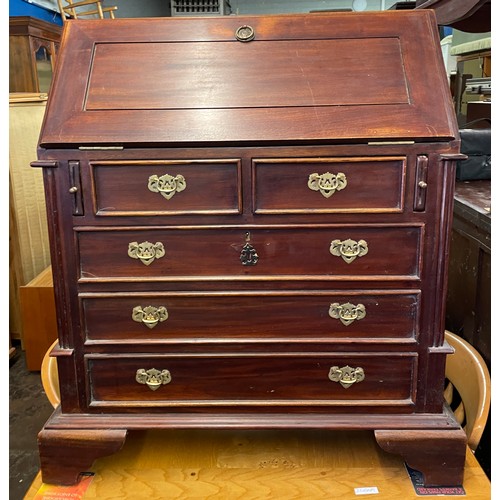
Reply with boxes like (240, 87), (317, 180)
(81, 291), (420, 343)
(86, 352), (417, 407)
(77, 225), (423, 281)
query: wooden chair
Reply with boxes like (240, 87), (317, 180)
(444, 330), (491, 452)
(57, 0), (118, 23)
(40, 339), (60, 408)
(40, 331), (491, 451)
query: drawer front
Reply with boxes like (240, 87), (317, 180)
(90, 159), (242, 216)
(87, 353), (416, 407)
(77, 225), (422, 281)
(253, 157), (406, 214)
(82, 291), (420, 342)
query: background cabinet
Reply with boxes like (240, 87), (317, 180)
(445, 180), (491, 477)
(9, 16), (62, 93)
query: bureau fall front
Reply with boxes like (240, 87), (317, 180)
(32, 11), (467, 486)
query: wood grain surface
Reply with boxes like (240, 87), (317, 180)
(25, 430), (490, 499)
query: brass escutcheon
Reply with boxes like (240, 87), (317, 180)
(148, 173), (186, 200)
(240, 243), (259, 266)
(132, 306), (169, 329)
(128, 241), (165, 266)
(308, 172), (347, 198)
(329, 302), (366, 326)
(136, 368), (172, 391)
(330, 238), (368, 264)
(328, 365), (365, 389)
(240, 232), (259, 266)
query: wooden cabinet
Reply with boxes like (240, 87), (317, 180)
(446, 181), (491, 367)
(445, 180), (491, 477)
(20, 267), (57, 371)
(34, 13), (467, 487)
(9, 16), (62, 93)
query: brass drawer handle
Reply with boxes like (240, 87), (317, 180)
(132, 306), (169, 329)
(328, 365), (365, 389)
(136, 368), (172, 391)
(330, 238), (368, 263)
(128, 241), (165, 266)
(308, 172), (347, 198)
(148, 173), (186, 200)
(329, 302), (366, 326)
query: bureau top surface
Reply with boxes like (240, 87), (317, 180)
(40, 10), (458, 148)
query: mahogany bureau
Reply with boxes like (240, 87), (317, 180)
(33, 11), (467, 486)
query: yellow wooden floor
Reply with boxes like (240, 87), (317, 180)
(25, 429), (491, 499)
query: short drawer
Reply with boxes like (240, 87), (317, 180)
(90, 159), (242, 216)
(87, 352), (417, 407)
(81, 291), (420, 343)
(253, 157), (406, 214)
(77, 225), (422, 281)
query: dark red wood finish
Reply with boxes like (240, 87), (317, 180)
(76, 225), (422, 280)
(81, 291), (420, 342)
(91, 159), (242, 216)
(35, 11), (466, 486)
(253, 157), (407, 213)
(38, 429), (127, 486)
(87, 353), (416, 406)
(39, 11), (457, 147)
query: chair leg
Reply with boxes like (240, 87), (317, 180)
(96, 1), (104, 18)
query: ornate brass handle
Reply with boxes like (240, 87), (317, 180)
(328, 365), (365, 389)
(136, 368), (172, 391)
(132, 306), (168, 329)
(330, 238), (368, 264)
(148, 173), (186, 200)
(329, 302), (366, 326)
(308, 172), (347, 198)
(128, 241), (165, 266)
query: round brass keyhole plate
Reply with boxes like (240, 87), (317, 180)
(235, 25), (255, 42)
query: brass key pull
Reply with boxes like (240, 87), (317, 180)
(148, 173), (186, 200)
(308, 172), (347, 198)
(330, 238), (368, 264)
(329, 302), (366, 326)
(128, 241), (165, 266)
(136, 368), (172, 391)
(235, 25), (255, 42)
(132, 306), (168, 329)
(328, 365), (365, 389)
